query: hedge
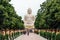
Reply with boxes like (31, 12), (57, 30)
(40, 31), (60, 40)
(0, 32), (21, 40)
(56, 34), (60, 40)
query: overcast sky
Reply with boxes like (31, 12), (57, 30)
(10, 0), (46, 20)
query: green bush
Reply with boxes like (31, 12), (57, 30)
(40, 31), (45, 37)
(4, 34), (9, 40)
(56, 34), (60, 40)
(52, 33), (56, 40)
(0, 32), (21, 40)
(43, 32), (47, 38)
(0, 33), (4, 40)
(40, 31), (58, 40)
(13, 32), (21, 39)
(43, 32), (51, 40)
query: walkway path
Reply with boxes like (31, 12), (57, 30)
(14, 33), (47, 40)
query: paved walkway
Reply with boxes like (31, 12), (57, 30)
(14, 33), (47, 40)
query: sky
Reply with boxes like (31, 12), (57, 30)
(10, 0), (46, 20)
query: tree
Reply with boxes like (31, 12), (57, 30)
(0, 0), (24, 34)
(35, 0), (60, 30)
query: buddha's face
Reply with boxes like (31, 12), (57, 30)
(27, 8), (32, 14)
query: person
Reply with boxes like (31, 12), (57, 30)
(24, 8), (35, 35)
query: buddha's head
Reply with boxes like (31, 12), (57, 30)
(27, 8), (32, 14)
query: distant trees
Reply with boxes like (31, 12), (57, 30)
(35, 0), (60, 30)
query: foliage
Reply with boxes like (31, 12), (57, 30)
(0, 0), (24, 30)
(35, 0), (60, 29)
(56, 34), (60, 40)
(40, 31), (57, 40)
(0, 32), (21, 40)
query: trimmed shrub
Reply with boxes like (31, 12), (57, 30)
(0, 32), (21, 40)
(56, 34), (60, 40)
(43, 32), (51, 40)
(52, 33), (56, 40)
(0, 33), (4, 40)
(4, 34), (9, 40)
(40, 31), (57, 40)
(40, 31), (45, 37)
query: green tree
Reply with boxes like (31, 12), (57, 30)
(0, 0), (24, 33)
(35, 0), (60, 30)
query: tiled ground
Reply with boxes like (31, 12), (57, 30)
(14, 33), (47, 40)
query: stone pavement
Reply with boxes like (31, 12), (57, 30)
(14, 33), (47, 40)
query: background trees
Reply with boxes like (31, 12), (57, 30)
(0, 0), (24, 31)
(35, 0), (60, 30)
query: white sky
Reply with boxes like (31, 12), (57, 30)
(10, 0), (46, 20)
